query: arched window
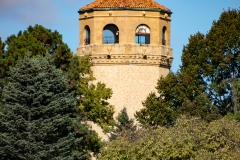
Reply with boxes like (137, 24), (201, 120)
(162, 26), (167, 45)
(85, 26), (90, 45)
(135, 24), (150, 44)
(103, 24), (119, 44)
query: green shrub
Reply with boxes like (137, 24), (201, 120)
(99, 116), (240, 159)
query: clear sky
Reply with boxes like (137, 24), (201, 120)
(1, 0), (240, 72)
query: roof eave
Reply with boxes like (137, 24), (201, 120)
(78, 8), (172, 14)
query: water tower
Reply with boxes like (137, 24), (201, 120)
(77, 0), (173, 118)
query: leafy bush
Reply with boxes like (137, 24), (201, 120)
(99, 116), (240, 159)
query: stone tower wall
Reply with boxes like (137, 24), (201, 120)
(77, 9), (173, 119)
(92, 65), (169, 118)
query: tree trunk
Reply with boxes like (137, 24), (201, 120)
(232, 86), (238, 114)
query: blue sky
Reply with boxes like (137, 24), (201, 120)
(1, 0), (240, 72)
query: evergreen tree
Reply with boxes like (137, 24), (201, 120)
(0, 25), (114, 131)
(0, 38), (5, 112)
(0, 54), (88, 160)
(110, 107), (136, 140)
(0, 25), (74, 114)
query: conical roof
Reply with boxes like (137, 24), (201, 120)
(80, 0), (170, 12)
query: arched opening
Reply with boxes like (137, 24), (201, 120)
(85, 26), (90, 45)
(103, 24), (119, 44)
(162, 26), (167, 45)
(135, 24), (150, 44)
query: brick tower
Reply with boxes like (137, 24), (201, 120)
(77, 0), (173, 118)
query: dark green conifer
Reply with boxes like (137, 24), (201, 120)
(0, 54), (88, 160)
(0, 38), (5, 112)
(110, 107), (136, 140)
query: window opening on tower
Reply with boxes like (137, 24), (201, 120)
(162, 26), (167, 45)
(103, 24), (119, 44)
(135, 24), (150, 44)
(85, 25), (90, 45)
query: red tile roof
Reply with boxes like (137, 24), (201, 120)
(80, 0), (170, 11)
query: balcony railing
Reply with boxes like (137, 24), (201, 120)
(85, 38), (90, 45)
(103, 36), (119, 44)
(162, 39), (166, 45)
(77, 44), (173, 60)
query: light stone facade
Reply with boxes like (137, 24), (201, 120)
(92, 65), (169, 118)
(77, 7), (173, 119)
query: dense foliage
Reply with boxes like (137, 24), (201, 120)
(203, 9), (240, 114)
(0, 25), (114, 131)
(0, 54), (88, 159)
(73, 55), (114, 132)
(99, 117), (240, 159)
(135, 92), (177, 127)
(136, 9), (240, 127)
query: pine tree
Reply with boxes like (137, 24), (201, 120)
(0, 38), (5, 112)
(0, 54), (88, 160)
(0, 24), (114, 132)
(110, 107), (136, 140)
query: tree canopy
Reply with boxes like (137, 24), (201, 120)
(135, 8), (240, 127)
(99, 117), (240, 159)
(203, 9), (240, 114)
